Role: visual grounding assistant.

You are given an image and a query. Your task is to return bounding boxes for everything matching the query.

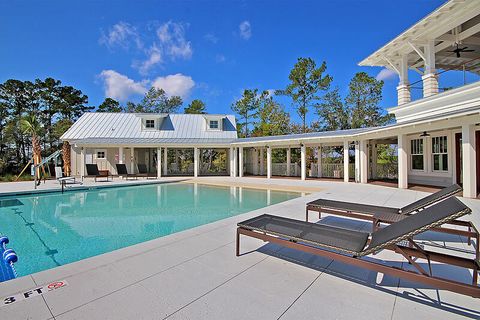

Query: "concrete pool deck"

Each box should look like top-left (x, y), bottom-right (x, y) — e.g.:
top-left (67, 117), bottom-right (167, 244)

top-left (0, 177), bottom-right (479, 319)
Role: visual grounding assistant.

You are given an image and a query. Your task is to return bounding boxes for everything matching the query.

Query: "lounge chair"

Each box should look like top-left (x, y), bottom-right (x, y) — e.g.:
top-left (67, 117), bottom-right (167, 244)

top-left (237, 197), bottom-right (480, 298)
top-left (55, 166), bottom-right (77, 184)
top-left (83, 164), bottom-right (112, 182)
top-left (305, 184), bottom-right (477, 245)
top-left (137, 164), bottom-right (156, 179)
top-left (115, 164), bottom-right (138, 180)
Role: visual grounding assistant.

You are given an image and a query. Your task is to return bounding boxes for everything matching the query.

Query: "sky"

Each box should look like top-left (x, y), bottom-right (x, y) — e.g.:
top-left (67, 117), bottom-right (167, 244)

top-left (0, 0), bottom-right (447, 124)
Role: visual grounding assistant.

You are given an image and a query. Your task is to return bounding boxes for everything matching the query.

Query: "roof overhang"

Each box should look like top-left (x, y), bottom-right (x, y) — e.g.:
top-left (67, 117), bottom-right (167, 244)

top-left (359, 0), bottom-right (480, 74)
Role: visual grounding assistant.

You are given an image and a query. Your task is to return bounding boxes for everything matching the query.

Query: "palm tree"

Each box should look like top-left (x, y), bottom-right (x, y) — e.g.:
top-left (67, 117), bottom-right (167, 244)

top-left (62, 141), bottom-right (71, 176)
top-left (20, 114), bottom-right (43, 184)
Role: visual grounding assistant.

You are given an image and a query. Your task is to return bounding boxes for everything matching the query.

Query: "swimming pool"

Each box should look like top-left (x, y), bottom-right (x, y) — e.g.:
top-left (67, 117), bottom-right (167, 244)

top-left (0, 182), bottom-right (300, 277)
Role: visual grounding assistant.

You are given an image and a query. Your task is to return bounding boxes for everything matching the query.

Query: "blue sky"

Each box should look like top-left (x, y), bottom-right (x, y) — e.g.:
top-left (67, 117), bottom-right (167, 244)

top-left (0, 0), bottom-right (446, 124)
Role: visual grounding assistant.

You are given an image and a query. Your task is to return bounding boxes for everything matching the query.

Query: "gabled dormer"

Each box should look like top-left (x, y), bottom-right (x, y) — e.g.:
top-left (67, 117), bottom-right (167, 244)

top-left (204, 115), bottom-right (224, 131)
top-left (136, 114), bottom-right (167, 131)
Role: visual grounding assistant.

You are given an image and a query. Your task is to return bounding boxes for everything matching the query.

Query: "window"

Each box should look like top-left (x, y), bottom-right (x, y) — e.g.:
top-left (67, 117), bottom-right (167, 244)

top-left (209, 120), bottom-right (219, 129)
top-left (96, 150), bottom-right (106, 159)
top-left (410, 139), bottom-right (424, 170)
top-left (432, 136), bottom-right (448, 171)
top-left (145, 119), bottom-right (155, 129)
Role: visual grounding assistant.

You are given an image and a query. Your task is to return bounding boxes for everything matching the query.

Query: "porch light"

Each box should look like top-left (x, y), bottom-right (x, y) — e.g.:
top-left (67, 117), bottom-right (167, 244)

top-left (420, 131), bottom-right (430, 137)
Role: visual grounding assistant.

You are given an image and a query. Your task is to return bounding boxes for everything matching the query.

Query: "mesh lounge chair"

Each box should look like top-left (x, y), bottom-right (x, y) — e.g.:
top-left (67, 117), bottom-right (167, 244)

top-left (305, 184), bottom-right (477, 246)
top-left (237, 197), bottom-right (480, 298)
top-left (84, 164), bottom-right (112, 182)
top-left (137, 164), bottom-right (157, 179)
top-left (115, 164), bottom-right (138, 180)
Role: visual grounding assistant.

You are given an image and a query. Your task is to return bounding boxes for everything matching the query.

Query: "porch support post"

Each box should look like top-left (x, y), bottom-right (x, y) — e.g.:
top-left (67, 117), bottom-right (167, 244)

top-left (371, 143), bottom-right (378, 179)
top-left (317, 145), bottom-right (322, 178)
top-left (238, 147), bottom-right (244, 177)
top-left (253, 148), bottom-right (259, 175)
top-left (233, 147), bottom-right (238, 177)
top-left (118, 147), bottom-right (124, 164)
top-left (260, 148), bottom-right (265, 176)
top-left (300, 144), bottom-right (306, 180)
top-left (286, 148), bottom-right (291, 176)
top-left (462, 124), bottom-right (477, 198)
top-left (343, 141), bottom-right (349, 182)
top-left (422, 40), bottom-right (438, 97)
top-left (157, 148), bottom-right (162, 178)
top-left (193, 147), bottom-right (199, 177)
top-left (354, 142), bottom-right (360, 182)
top-left (266, 146), bottom-right (272, 179)
top-left (398, 134), bottom-right (408, 189)
top-left (163, 147), bottom-right (168, 176)
top-left (397, 55), bottom-right (411, 105)
top-left (359, 140), bottom-right (368, 184)
top-left (229, 147), bottom-right (235, 177)
top-left (80, 147), bottom-right (85, 178)
top-left (131, 147), bottom-right (135, 173)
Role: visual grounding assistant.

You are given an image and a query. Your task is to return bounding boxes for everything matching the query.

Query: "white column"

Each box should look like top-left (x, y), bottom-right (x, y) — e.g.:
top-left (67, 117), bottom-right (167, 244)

top-left (233, 148), bottom-right (238, 177)
top-left (462, 124), bottom-right (477, 198)
top-left (260, 148), bottom-right (265, 176)
top-left (371, 143), bottom-right (378, 179)
top-left (422, 40), bottom-right (438, 97)
top-left (193, 147), bottom-right (199, 177)
top-left (157, 148), bottom-right (162, 178)
top-left (238, 147), bottom-right (243, 177)
top-left (229, 147), bottom-right (234, 177)
top-left (130, 147), bottom-right (135, 173)
top-left (253, 149), bottom-right (259, 175)
top-left (398, 134), bottom-right (408, 189)
top-left (359, 140), bottom-right (368, 184)
top-left (266, 147), bottom-right (272, 179)
top-left (316, 147), bottom-right (322, 178)
top-left (80, 147), bottom-right (85, 178)
top-left (300, 144), bottom-right (306, 180)
top-left (286, 148), bottom-right (291, 176)
top-left (354, 142), bottom-right (360, 182)
top-left (118, 147), bottom-right (124, 164)
top-left (397, 55), bottom-right (411, 105)
top-left (343, 141), bottom-right (349, 182)
top-left (163, 147), bottom-right (168, 176)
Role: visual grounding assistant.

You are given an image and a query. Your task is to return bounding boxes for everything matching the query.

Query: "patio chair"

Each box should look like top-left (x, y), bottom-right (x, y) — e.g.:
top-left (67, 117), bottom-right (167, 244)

top-left (83, 164), bottom-right (112, 182)
top-left (115, 164), bottom-right (138, 180)
top-left (236, 197), bottom-right (480, 298)
top-left (55, 166), bottom-right (78, 184)
top-left (305, 184), bottom-right (477, 246)
top-left (137, 164), bottom-right (156, 179)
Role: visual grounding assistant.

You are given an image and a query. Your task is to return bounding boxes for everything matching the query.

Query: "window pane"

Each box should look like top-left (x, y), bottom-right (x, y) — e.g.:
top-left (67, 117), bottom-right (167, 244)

top-left (433, 154), bottom-right (439, 171)
top-left (412, 155), bottom-right (423, 170)
top-left (442, 154), bottom-right (448, 171)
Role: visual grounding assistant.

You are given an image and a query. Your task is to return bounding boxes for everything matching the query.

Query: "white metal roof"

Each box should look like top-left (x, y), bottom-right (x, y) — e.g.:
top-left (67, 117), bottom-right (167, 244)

top-left (61, 113), bottom-right (237, 145)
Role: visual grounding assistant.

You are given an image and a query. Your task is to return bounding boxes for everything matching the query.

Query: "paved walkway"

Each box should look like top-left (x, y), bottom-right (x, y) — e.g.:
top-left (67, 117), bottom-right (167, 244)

top-left (0, 177), bottom-right (479, 319)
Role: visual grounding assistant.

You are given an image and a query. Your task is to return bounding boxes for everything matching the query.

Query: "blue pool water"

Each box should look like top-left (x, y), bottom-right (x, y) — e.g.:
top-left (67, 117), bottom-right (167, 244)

top-left (0, 183), bottom-right (300, 277)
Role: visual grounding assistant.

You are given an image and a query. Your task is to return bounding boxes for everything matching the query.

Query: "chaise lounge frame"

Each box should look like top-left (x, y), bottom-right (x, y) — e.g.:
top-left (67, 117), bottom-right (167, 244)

top-left (305, 184), bottom-right (479, 259)
top-left (236, 198), bottom-right (480, 298)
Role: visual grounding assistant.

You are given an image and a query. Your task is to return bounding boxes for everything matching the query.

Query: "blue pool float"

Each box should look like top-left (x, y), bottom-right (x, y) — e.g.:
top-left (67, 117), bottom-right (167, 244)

top-left (0, 236), bottom-right (18, 282)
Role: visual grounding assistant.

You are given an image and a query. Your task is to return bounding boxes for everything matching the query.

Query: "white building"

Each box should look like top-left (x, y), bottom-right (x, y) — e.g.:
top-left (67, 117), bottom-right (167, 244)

top-left (62, 0), bottom-right (480, 198)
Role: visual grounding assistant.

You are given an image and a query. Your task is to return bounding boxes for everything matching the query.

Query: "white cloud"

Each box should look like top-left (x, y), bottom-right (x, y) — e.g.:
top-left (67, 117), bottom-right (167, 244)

top-left (99, 22), bottom-right (142, 49)
top-left (215, 54), bottom-right (226, 63)
top-left (204, 33), bottom-right (218, 44)
top-left (376, 68), bottom-right (397, 81)
top-left (156, 21), bottom-right (192, 60)
top-left (99, 70), bottom-right (147, 101)
top-left (136, 45), bottom-right (162, 75)
top-left (239, 21), bottom-right (252, 40)
top-left (151, 73), bottom-right (195, 98)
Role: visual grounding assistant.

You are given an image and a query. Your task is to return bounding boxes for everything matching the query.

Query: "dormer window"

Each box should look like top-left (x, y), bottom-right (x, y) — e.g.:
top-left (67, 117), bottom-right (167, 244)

top-left (209, 120), bottom-right (219, 130)
top-left (145, 119), bottom-right (155, 129)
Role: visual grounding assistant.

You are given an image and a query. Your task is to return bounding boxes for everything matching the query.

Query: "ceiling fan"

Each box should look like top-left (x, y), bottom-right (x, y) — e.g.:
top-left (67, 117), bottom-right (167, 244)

top-left (448, 43), bottom-right (474, 58)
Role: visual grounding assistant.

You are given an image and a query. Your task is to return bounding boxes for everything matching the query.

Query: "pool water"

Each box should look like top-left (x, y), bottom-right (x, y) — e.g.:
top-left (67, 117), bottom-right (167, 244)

top-left (0, 183), bottom-right (300, 277)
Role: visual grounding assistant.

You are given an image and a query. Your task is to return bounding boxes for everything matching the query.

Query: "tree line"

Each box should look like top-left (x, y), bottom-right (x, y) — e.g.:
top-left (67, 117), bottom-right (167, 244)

top-left (0, 56), bottom-right (393, 176)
